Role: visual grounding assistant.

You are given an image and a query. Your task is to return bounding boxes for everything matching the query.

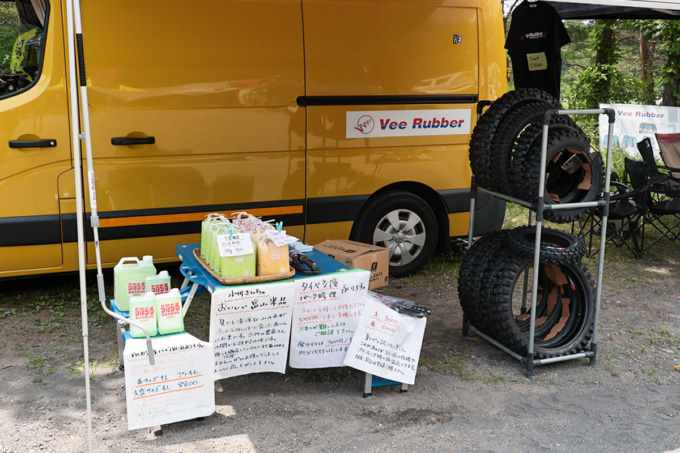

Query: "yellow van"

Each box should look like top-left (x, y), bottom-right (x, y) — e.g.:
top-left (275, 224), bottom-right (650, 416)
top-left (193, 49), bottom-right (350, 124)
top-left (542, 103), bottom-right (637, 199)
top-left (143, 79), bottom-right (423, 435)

top-left (0, 0), bottom-right (506, 279)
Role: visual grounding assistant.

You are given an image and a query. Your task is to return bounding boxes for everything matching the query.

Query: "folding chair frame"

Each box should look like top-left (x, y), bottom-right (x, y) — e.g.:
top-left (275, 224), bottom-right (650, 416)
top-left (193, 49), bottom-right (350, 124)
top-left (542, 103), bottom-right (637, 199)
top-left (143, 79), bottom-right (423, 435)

top-left (624, 147), bottom-right (680, 254)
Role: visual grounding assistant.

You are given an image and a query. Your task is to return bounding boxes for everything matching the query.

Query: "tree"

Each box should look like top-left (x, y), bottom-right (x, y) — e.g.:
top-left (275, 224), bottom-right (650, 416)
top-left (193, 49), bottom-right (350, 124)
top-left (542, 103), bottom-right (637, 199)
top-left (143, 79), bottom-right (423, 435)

top-left (564, 20), bottom-right (636, 136)
top-left (657, 21), bottom-right (680, 106)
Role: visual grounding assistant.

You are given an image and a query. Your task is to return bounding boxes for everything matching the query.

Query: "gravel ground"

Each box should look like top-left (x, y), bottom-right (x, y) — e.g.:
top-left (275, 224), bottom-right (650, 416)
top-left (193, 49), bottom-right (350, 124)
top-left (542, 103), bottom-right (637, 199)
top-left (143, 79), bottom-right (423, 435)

top-left (1, 240), bottom-right (680, 453)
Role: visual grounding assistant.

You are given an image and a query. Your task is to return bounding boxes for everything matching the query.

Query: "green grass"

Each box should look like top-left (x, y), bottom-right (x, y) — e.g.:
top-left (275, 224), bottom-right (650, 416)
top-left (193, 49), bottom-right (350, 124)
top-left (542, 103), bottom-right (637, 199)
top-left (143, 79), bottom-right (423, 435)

top-left (604, 361), bottom-right (619, 377)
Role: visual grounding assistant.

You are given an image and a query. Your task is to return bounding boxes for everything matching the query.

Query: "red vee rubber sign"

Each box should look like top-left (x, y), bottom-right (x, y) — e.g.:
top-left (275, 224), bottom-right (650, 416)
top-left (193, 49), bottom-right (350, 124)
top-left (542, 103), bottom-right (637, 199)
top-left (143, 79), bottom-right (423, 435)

top-left (346, 109), bottom-right (471, 138)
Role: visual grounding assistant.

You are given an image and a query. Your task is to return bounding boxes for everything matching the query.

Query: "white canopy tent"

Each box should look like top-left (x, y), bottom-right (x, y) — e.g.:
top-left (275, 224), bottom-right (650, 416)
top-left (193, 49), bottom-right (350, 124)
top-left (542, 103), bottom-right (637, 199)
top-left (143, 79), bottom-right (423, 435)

top-left (545, 0), bottom-right (680, 18)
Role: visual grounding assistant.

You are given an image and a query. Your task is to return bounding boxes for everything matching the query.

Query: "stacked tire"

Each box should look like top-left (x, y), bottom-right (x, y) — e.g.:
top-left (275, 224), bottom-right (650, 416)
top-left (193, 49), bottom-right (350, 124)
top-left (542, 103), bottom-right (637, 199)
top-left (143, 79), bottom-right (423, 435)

top-left (458, 228), bottom-right (595, 359)
top-left (469, 88), bottom-right (604, 223)
top-left (459, 88), bottom-right (601, 359)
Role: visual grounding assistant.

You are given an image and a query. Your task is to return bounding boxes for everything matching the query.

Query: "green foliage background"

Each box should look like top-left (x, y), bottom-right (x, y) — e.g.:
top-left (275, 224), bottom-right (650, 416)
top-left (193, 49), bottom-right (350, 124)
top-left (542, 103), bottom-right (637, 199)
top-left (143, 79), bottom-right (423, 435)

top-left (0, 3), bottom-right (19, 70)
top-left (561, 19), bottom-right (680, 140)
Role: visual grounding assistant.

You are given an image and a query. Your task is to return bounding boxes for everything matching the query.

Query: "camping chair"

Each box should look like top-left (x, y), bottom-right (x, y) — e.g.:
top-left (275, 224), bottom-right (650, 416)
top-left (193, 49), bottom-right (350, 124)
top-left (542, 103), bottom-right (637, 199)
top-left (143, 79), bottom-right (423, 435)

top-left (637, 137), bottom-right (680, 196)
top-left (637, 137), bottom-right (680, 236)
top-left (624, 152), bottom-right (680, 253)
top-left (574, 172), bottom-right (646, 259)
top-left (656, 133), bottom-right (680, 179)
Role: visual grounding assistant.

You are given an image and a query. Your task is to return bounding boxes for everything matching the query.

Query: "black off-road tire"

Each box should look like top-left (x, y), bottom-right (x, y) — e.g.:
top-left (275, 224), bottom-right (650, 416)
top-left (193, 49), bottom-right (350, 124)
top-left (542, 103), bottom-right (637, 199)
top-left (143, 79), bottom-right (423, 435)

top-left (512, 129), bottom-right (604, 223)
top-left (507, 226), bottom-right (586, 265)
top-left (469, 88), bottom-right (562, 189)
top-left (457, 230), bottom-right (509, 332)
top-left (508, 120), bottom-right (587, 199)
top-left (487, 251), bottom-right (595, 359)
top-left (489, 102), bottom-right (575, 194)
top-left (477, 247), bottom-right (557, 342)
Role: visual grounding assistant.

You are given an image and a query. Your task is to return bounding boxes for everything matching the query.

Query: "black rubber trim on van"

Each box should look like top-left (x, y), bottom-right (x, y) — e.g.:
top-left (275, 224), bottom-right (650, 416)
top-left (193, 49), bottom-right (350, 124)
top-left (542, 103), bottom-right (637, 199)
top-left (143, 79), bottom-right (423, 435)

top-left (63, 200), bottom-right (306, 242)
top-left (307, 195), bottom-right (370, 224)
top-left (438, 188), bottom-right (472, 213)
top-left (2, 192), bottom-right (499, 247)
top-left (307, 190), bottom-right (475, 225)
top-left (297, 94), bottom-right (479, 107)
top-left (0, 215), bottom-right (61, 247)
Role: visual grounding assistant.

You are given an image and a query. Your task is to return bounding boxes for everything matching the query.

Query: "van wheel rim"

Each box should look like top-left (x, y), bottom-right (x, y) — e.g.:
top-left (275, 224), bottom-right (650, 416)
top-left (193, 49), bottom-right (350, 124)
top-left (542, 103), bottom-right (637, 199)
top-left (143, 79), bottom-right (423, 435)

top-left (373, 209), bottom-right (426, 266)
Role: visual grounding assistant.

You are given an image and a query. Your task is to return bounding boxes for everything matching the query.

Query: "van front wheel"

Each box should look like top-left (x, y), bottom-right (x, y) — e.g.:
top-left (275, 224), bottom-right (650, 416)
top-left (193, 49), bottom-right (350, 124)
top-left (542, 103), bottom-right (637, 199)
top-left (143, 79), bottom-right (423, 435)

top-left (351, 191), bottom-right (438, 278)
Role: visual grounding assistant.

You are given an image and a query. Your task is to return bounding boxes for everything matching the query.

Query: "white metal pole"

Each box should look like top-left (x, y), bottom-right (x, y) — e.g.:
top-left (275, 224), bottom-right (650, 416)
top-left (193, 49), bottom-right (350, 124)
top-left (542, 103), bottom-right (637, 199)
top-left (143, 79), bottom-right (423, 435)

top-left (64, 1), bottom-right (92, 451)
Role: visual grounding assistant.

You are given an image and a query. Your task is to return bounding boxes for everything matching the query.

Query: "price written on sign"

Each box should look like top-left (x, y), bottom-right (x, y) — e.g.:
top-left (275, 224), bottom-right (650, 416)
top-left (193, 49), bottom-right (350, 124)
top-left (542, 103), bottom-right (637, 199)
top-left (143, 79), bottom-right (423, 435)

top-left (217, 233), bottom-right (254, 257)
top-left (265, 229), bottom-right (299, 247)
top-left (123, 333), bottom-right (215, 430)
top-left (289, 269), bottom-right (370, 369)
top-left (343, 295), bottom-right (426, 385)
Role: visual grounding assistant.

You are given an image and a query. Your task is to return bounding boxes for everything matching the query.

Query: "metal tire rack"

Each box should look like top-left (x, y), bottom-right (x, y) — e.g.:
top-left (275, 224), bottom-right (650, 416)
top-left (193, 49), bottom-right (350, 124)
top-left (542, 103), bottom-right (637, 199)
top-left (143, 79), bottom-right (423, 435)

top-left (465, 108), bottom-right (616, 378)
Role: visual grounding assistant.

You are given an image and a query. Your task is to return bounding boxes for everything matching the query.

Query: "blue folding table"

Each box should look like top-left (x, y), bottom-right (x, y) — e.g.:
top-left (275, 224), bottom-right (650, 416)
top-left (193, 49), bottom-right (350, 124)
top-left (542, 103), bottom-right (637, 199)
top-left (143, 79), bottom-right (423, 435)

top-left (113, 243), bottom-right (406, 394)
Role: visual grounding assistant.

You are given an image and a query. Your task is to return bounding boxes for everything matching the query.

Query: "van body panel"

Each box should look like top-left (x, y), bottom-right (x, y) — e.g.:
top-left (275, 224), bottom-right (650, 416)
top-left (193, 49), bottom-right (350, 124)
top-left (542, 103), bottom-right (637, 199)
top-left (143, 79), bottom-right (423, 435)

top-left (307, 144), bottom-right (472, 198)
top-left (0, 244), bottom-right (63, 272)
top-left (86, 152), bottom-right (306, 212)
top-left (476, 0), bottom-right (508, 102)
top-left (82, 0), bottom-right (305, 112)
top-left (305, 221), bottom-right (354, 248)
top-left (303, 0), bottom-right (479, 96)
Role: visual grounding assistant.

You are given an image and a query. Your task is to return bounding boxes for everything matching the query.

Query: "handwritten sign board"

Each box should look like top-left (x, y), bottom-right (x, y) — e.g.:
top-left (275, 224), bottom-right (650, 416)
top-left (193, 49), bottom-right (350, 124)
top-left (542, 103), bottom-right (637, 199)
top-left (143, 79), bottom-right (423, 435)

top-left (210, 280), bottom-right (294, 379)
top-left (343, 295), bottom-right (426, 385)
top-left (123, 333), bottom-right (215, 430)
top-left (289, 269), bottom-right (370, 368)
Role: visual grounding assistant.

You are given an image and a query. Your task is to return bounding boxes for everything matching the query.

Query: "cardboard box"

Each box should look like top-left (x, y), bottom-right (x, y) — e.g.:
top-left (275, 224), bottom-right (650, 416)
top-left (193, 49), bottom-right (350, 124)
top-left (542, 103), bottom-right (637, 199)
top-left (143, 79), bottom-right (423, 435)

top-left (314, 240), bottom-right (389, 290)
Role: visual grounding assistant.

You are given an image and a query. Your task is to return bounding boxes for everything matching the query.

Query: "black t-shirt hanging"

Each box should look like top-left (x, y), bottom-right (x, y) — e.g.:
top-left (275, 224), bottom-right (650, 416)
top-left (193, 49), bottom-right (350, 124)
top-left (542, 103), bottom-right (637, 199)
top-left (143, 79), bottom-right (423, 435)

top-left (505, 1), bottom-right (570, 99)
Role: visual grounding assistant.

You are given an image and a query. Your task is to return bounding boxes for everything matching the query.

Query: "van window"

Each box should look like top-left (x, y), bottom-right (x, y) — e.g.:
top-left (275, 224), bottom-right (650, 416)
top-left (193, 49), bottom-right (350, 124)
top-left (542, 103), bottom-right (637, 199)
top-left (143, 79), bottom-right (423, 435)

top-left (0, 0), bottom-right (47, 96)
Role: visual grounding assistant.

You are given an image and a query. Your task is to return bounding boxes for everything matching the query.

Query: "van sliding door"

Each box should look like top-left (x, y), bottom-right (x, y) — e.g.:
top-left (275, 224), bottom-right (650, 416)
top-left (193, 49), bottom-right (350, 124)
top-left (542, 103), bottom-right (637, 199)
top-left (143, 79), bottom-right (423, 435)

top-left (80, 0), bottom-right (306, 266)
top-left (0, 0), bottom-right (72, 277)
top-left (301, 0), bottom-right (480, 242)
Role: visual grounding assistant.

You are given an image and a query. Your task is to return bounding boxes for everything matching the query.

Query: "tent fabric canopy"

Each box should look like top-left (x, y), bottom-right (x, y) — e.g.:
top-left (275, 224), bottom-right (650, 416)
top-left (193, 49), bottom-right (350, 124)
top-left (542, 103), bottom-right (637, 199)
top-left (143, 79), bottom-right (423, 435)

top-left (542, 0), bottom-right (680, 19)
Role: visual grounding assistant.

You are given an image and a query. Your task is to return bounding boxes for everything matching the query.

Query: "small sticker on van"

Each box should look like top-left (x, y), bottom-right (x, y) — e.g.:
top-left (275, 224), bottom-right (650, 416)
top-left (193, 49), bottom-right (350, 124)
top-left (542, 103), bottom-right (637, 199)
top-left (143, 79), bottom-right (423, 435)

top-left (346, 109), bottom-right (471, 138)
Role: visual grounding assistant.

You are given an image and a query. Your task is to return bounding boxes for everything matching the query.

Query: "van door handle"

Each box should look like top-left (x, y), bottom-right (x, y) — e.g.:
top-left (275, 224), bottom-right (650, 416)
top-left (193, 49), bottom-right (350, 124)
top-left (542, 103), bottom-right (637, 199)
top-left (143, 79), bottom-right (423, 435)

top-left (9, 139), bottom-right (57, 148)
top-left (111, 137), bottom-right (155, 146)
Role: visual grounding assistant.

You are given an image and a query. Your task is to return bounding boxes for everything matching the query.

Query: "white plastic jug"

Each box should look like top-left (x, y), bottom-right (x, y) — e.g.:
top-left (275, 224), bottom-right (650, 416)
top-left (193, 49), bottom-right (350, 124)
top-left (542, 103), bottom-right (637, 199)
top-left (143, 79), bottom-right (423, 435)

top-left (156, 288), bottom-right (184, 335)
top-left (146, 270), bottom-right (171, 295)
top-left (141, 255), bottom-right (156, 277)
top-left (113, 256), bottom-right (157, 311)
top-left (129, 292), bottom-right (158, 338)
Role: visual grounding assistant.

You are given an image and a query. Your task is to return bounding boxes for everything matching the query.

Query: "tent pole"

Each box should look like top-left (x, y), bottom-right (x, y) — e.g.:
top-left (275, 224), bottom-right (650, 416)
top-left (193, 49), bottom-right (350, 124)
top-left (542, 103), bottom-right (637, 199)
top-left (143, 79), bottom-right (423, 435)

top-left (65, 0), bottom-right (157, 447)
top-left (64, 1), bottom-right (92, 451)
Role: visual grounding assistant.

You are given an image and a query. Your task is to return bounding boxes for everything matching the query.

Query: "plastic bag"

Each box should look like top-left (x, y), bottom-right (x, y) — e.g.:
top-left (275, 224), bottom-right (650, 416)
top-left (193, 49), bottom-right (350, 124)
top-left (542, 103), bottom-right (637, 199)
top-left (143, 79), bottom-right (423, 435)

top-left (253, 226), bottom-right (290, 275)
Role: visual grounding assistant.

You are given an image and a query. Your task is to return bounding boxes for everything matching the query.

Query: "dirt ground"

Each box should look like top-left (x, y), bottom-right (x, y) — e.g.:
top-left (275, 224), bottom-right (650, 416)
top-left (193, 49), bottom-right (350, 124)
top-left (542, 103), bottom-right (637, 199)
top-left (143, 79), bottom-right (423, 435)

top-left (1, 238), bottom-right (680, 453)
